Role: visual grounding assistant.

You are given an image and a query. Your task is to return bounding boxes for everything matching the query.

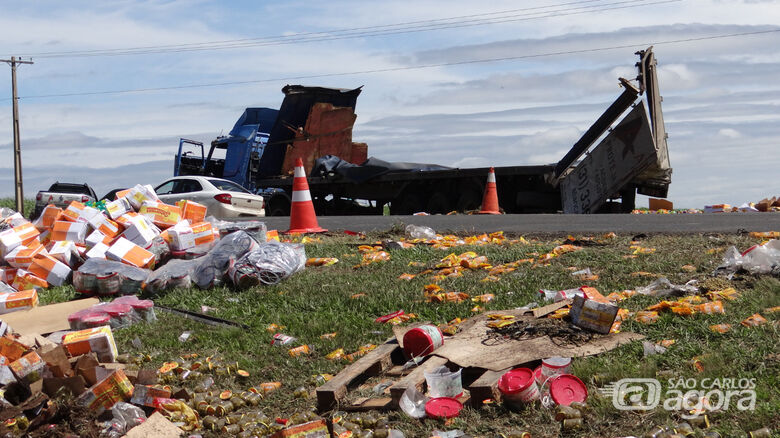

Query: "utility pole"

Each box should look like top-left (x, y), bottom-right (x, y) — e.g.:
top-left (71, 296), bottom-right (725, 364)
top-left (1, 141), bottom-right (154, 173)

top-left (1, 56), bottom-right (34, 215)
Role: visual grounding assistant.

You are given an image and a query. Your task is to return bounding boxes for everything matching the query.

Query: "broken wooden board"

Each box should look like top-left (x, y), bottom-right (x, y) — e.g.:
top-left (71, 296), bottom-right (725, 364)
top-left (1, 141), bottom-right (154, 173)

top-left (533, 299), bottom-right (572, 318)
top-left (1, 298), bottom-right (99, 336)
top-left (316, 339), bottom-right (399, 411)
top-left (433, 309), bottom-right (644, 371)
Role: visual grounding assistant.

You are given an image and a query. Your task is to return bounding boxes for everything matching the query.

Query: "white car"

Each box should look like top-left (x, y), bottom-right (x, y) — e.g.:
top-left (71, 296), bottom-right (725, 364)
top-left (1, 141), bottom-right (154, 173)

top-left (154, 176), bottom-right (265, 218)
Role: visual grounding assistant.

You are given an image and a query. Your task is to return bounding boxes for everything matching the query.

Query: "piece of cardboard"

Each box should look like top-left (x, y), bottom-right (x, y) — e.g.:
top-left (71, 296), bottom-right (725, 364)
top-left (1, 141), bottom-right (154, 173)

top-left (533, 299), bottom-right (572, 318)
top-left (39, 345), bottom-right (73, 378)
top-left (1, 297), bottom-right (99, 336)
top-left (432, 308), bottom-right (644, 371)
top-left (43, 375), bottom-right (86, 397)
top-left (135, 368), bottom-right (158, 385)
top-left (123, 411), bottom-right (183, 438)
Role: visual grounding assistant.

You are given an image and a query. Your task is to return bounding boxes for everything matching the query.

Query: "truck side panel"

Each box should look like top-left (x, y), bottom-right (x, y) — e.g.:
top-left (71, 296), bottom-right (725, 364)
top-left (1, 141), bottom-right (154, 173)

top-left (560, 103), bottom-right (656, 214)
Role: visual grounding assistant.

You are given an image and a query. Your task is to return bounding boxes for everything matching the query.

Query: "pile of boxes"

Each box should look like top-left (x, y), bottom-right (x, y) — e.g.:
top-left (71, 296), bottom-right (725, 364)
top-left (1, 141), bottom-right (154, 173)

top-left (0, 184), bottom-right (217, 304)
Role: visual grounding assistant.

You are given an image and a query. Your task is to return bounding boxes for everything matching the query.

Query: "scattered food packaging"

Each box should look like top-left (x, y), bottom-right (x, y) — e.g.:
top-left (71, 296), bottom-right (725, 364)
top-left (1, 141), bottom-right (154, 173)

top-left (106, 237), bottom-right (155, 269)
top-left (29, 253), bottom-right (72, 287)
top-left (741, 313), bottom-right (768, 327)
top-left (105, 197), bottom-right (132, 220)
top-left (9, 351), bottom-right (45, 383)
top-left (139, 201), bottom-right (182, 229)
top-left (131, 384), bottom-right (173, 407)
top-left (12, 269), bottom-right (49, 290)
top-left (52, 220), bottom-right (88, 244)
top-left (0, 289), bottom-right (38, 314)
top-left (62, 325), bottom-right (118, 362)
top-left (177, 200), bottom-right (208, 223)
top-left (78, 369), bottom-right (134, 415)
top-left (635, 310), bottom-right (659, 324)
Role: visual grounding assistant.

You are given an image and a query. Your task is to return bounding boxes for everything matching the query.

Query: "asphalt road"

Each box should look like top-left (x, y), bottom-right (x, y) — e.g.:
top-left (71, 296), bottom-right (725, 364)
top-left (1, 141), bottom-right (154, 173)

top-left (255, 214), bottom-right (780, 235)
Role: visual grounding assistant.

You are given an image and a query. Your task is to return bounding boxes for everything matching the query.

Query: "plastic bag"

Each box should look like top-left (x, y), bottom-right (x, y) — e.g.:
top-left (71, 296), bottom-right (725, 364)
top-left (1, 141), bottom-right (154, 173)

top-left (228, 241), bottom-right (306, 288)
top-left (405, 224), bottom-right (436, 240)
top-left (101, 402), bottom-right (146, 437)
top-left (399, 386), bottom-right (429, 419)
top-left (206, 216), bottom-right (267, 242)
top-left (144, 259), bottom-right (198, 294)
top-left (192, 231), bottom-right (260, 289)
top-left (73, 258), bottom-right (151, 296)
top-left (636, 277), bottom-right (698, 298)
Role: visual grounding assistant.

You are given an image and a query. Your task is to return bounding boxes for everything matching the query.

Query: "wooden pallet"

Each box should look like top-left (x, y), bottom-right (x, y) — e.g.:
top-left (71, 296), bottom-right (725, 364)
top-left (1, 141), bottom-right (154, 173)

top-left (316, 339), bottom-right (509, 412)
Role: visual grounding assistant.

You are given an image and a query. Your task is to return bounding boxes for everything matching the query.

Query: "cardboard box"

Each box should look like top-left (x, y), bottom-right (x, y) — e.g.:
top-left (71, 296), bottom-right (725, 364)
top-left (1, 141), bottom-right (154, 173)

top-left (105, 197), bottom-right (132, 220)
top-left (5, 244), bottom-right (47, 269)
top-left (0, 297), bottom-right (99, 336)
top-left (0, 266), bottom-right (17, 284)
top-left (0, 223), bottom-right (40, 258)
top-left (47, 240), bottom-right (78, 267)
top-left (12, 269), bottom-right (48, 290)
top-left (107, 237), bottom-right (155, 269)
top-left (0, 336), bottom-right (28, 362)
top-left (77, 369), bottom-right (133, 415)
top-left (87, 214), bottom-right (122, 238)
top-left (168, 221), bottom-right (214, 251)
top-left (39, 345), bottom-right (73, 378)
top-left (124, 184), bottom-right (159, 210)
top-left (0, 365), bottom-right (16, 385)
top-left (9, 351), bottom-right (45, 383)
top-left (2, 212), bottom-right (28, 228)
top-left (570, 295), bottom-right (619, 334)
top-left (271, 420), bottom-right (329, 438)
top-left (86, 242), bottom-right (110, 259)
top-left (34, 205), bottom-right (63, 230)
top-left (62, 325), bottom-right (118, 362)
top-left (0, 289), bottom-right (38, 314)
top-left (139, 201), bottom-right (182, 229)
top-left (121, 215), bottom-right (157, 247)
top-left (115, 188), bottom-right (132, 200)
top-left (29, 253), bottom-right (72, 287)
top-left (85, 230), bottom-right (111, 248)
top-left (177, 200), bottom-right (207, 223)
top-left (52, 220), bottom-right (88, 244)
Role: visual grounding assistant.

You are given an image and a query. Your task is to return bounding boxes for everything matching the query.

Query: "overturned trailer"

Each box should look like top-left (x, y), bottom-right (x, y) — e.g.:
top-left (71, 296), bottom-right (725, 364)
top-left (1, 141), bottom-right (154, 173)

top-left (175, 47), bottom-right (671, 215)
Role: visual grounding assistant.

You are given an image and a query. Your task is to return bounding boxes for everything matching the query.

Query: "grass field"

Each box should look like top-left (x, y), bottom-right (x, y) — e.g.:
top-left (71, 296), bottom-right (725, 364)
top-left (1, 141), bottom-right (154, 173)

top-left (19, 226), bottom-right (780, 437)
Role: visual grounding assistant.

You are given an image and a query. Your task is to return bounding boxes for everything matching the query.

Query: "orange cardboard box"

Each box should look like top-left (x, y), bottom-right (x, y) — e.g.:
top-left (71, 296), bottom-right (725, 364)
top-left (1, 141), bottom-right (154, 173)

top-left (9, 351), bottom-right (45, 383)
top-left (12, 269), bottom-right (48, 290)
top-left (177, 200), bottom-right (208, 223)
top-left (106, 237), bottom-right (155, 269)
top-left (168, 221), bottom-right (215, 251)
top-left (115, 188), bottom-right (132, 200)
top-left (52, 220), bottom-right (88, 244)
top-left (62, 325), bottom-right (118, 362)
top-left (87, 214), bottom-right (122, 238)
top-left (29, 253), bottom-right (72, 287)
top-left (0, 223), bottom-right (40, 258)
top-left (0, 336), bottom-right (28, 362)
top-left (61, 201), bottom-right (87, 222)
top-left (34, 205), bottom-right (63, 230)
top-left (0, 289), bottom-right (39, 315)
top-left (139, 201), bottom-right (182, 229)
top-left (5, 244), bottom-right (46, 269)
top-left (648, 198), bottom-right (673, 211)
top-left (105, 197), bottom-right (132, 220)
top-left (78, 369), bottom-right (133, 415)
top-left (0, 267), bottom-right (17, 284)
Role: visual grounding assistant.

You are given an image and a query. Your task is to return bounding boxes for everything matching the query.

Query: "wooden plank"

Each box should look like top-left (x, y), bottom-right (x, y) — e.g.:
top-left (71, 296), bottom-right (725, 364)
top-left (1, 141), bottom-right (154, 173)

top-left (389, 355), bottom-right (448, 405)
top-left (316, 340), bottom-right (399, 411)
top-left (384, 365), bottom-right (410, 378)
top-left (344, 397), bottom-right (394, 412)
top-left (467, 369), bottom-right (507, 405)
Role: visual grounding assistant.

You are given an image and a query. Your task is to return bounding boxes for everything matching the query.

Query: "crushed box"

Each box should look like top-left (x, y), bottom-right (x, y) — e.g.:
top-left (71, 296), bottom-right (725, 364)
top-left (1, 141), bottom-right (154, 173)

top-left (106, 237), bottom-right (155, 269)
top-left (62, 325), bottom-right (118, 362)
top-left (29, 253), bottom-right (72, 287)
top-left (0, 289), bottom-right (38, 314)
top-left (9, 351), bottom-right (45, 383)
top-left (78, 369), bottom-right (133, 415)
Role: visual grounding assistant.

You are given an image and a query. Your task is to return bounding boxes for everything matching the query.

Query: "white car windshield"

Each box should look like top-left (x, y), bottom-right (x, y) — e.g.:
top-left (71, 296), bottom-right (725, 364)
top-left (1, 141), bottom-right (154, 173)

top-left (207, 179), bottom-right (251, 193)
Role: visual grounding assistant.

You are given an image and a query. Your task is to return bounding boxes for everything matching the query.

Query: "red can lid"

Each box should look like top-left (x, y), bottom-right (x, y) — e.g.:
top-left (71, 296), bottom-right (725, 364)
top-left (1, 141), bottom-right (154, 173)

top-left (131, 300), bottom-right (154, 310)
top-left (102, 303), bottom-right (133, 316)
top-left (497, 368), bottom-right (534, 395)
top-left (425, 397), bottom-right (463, 419)
top-left (402, 327), bottom-right (435, 359)
top-left (67, 308), bottom-right (92, 322)
top-left (549, 374), bottom-right (588, 406)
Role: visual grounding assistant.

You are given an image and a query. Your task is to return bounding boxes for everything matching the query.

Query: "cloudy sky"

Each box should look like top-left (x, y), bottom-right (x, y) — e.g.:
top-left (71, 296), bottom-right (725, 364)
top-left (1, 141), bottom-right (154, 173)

top-left (1, 0), bottom-right (778, 209)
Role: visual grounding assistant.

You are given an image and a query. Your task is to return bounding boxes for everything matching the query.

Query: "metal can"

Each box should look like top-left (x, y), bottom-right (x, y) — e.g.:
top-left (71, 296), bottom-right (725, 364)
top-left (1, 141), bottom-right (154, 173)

top-left (97, 272), bottom-right (121, 295)
top-left (749, 428), bottom-right (772, 438)
top-left (402, 324), bottom-right (444, 359)
top-left (687, 415), bottom-right (709, 429)
top-left (561, 418), bottom-right (583, 431)
top-left (555, 405), bottom-right (582, 421)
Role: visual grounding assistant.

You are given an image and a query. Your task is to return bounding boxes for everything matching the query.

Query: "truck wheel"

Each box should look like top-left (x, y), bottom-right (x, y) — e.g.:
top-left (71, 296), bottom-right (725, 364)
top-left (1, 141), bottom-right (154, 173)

top-left (426, 192), bottom-right (452, 214)
top-left (267, 197), bottom-right (290, 216)
top-left (390, 193), bottom-right (424, 215)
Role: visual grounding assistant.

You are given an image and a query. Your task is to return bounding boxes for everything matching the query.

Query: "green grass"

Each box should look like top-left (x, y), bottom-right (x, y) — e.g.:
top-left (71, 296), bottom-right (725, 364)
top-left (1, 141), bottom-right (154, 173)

top-left (32, 232), bottom-right (780, 437)
top-left (0, 198), bottom-right (36, 218)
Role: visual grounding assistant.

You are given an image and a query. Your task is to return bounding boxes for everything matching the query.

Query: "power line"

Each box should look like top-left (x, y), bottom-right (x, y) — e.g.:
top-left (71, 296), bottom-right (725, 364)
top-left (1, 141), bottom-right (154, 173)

top-left (9, 28), bottom-right (777, 101)
top-left (13, 0), bottom-right (678, 58)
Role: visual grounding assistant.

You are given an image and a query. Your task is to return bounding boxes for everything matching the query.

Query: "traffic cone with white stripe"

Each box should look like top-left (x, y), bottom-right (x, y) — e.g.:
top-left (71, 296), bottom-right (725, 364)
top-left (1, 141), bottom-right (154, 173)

top-left (478, 167), bottom-right (501, 214)
top-left (287, 158), bottom-right (327, 233)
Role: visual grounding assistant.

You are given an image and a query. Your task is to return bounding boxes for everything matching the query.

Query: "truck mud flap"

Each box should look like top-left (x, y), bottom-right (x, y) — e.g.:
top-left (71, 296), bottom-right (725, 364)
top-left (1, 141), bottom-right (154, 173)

top-left (560, 103), bottom-right (656, 214)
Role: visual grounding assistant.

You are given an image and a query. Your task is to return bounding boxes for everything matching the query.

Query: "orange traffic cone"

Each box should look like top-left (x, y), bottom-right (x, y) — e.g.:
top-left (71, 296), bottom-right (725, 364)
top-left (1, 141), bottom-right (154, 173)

top-left (478, 167), bottom-right (501, 214)
top-left (287, 158), bottom-right (327, 233)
